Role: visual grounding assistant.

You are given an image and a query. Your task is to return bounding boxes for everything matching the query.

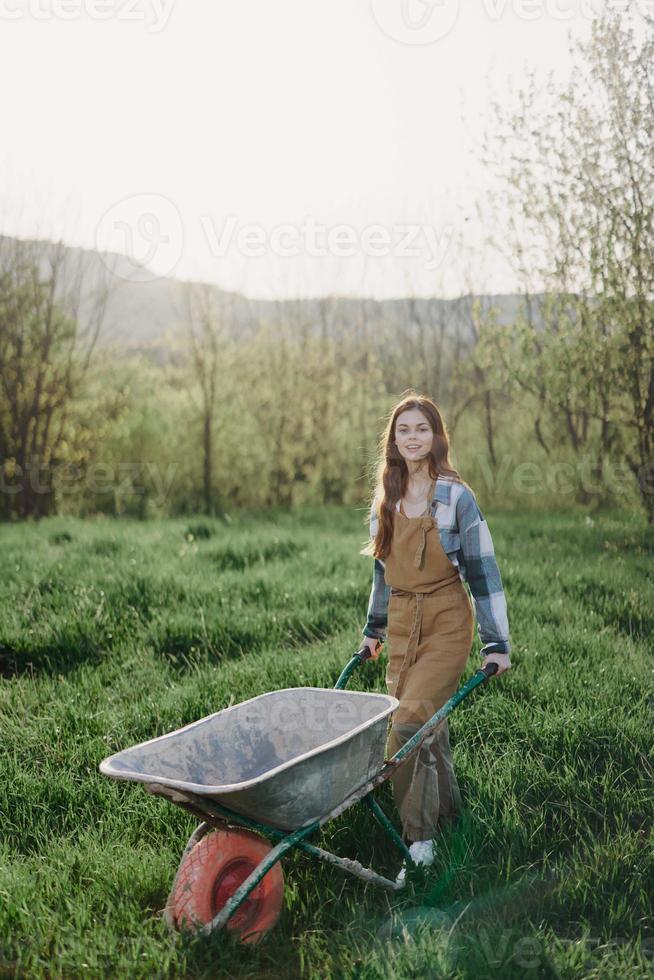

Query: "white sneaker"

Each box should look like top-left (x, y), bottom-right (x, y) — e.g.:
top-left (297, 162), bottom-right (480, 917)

top-left (395, 839), bottom-right (436, 887)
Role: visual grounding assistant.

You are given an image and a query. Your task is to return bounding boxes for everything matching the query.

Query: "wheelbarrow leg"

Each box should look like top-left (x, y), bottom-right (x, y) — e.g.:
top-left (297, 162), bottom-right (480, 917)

top-left (363, 796), bottom-right (415, 866)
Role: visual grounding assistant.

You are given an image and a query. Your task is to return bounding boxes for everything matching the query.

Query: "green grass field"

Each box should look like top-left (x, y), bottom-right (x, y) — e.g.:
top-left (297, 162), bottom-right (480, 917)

top-left (1, 506), bottom-right (653, 979)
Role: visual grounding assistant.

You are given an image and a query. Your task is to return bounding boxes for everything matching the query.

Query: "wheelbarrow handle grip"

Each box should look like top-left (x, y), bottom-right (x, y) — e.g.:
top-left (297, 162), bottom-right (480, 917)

top-left (334, 640), bottom-right (383, 689)
top-left (479, 660), bottom-right (499, 680)
top-left (355, 639), bottom-right (383, 662)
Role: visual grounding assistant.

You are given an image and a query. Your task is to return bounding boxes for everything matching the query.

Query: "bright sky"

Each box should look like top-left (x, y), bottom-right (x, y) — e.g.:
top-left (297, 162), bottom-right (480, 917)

top-left (0, 0), bottom-right (617, 300)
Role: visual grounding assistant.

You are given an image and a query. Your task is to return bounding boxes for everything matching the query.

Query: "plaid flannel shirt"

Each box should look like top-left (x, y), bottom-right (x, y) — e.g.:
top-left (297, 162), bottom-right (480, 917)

top-left (362, 476), bottom-right (511, 657)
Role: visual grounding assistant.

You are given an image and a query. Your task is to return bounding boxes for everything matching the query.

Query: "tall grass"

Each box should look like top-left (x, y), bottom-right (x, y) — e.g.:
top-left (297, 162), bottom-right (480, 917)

top-left (1, 507), bottom-right (652, 978)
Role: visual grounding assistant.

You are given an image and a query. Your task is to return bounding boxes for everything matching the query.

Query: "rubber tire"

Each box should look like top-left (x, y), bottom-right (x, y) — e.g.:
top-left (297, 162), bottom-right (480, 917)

top-left (170, 828), bottom-right (284, 944)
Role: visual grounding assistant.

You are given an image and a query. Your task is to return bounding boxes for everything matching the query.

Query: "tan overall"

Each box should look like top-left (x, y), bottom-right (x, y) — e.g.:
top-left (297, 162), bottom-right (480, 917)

top-left (384, 478), bottom-right (475, 841)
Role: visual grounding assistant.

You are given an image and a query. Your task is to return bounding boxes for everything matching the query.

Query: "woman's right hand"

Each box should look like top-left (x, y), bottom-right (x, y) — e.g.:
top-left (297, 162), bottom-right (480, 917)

top-left (360, 636), bottom-right (384, 660)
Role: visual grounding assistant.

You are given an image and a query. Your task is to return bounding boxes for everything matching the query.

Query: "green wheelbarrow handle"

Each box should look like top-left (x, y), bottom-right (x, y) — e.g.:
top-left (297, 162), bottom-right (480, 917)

top-left (334, 640), bottom-right (383, 690)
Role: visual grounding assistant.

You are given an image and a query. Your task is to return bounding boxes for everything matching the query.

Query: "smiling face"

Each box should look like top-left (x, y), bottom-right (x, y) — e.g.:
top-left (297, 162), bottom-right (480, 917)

top-left (394, 408), bottom-right (434, 465)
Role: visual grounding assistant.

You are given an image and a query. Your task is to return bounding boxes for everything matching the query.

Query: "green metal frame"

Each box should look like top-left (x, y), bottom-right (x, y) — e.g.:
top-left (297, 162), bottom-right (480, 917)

top-left (155, 653), bottom-right (497, 935)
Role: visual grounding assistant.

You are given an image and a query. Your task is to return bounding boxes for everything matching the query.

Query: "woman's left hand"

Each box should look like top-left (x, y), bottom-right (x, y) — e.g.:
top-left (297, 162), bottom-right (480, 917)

top-left (481, 652), bottom-right (511, 677)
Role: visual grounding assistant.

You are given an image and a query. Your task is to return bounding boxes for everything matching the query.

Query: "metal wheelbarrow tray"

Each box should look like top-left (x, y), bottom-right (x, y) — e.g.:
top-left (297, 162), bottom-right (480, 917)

top-left (100, 649), bottom-right (498, 943)
top-left (100, 687), bottom-right (398, 830)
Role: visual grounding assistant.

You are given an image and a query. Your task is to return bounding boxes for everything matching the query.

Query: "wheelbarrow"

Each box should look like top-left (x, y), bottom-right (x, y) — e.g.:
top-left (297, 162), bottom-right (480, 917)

top-left (99, 646), bottom-right (498, 944)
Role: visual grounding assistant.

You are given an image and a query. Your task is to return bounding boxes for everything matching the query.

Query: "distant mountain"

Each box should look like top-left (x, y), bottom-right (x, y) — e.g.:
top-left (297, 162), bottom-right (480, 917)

top-left (0, 234), bottom-right (540, 357)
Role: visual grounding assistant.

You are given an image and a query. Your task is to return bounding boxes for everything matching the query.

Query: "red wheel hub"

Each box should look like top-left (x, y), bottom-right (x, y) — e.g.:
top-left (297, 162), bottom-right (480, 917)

top-left (211, 858), bottom-right (261, 932)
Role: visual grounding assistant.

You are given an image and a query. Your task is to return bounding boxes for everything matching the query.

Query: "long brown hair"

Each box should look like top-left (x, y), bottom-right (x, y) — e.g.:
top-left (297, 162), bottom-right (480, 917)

top-left (360, 391), bottom-right (465, 561)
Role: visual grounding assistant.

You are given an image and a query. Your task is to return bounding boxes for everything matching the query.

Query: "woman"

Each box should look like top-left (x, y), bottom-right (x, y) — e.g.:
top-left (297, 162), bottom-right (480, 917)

top-left (359, 393), bottom-right (511, 884)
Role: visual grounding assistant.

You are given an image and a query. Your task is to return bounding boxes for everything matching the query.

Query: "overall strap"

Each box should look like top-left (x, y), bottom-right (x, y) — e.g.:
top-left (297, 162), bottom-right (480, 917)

top-left (412, 477), bottom-right (436, 568)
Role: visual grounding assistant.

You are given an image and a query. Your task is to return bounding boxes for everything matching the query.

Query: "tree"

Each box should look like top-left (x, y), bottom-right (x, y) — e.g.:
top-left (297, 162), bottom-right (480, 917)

top-left (482, 10), bottom-right (654, 518)
top-left (0, 237), bottom-right (111, 519)
top-left (175, 281), bottom-right (237, 517)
